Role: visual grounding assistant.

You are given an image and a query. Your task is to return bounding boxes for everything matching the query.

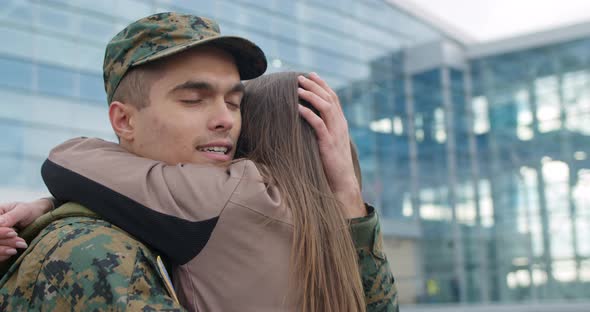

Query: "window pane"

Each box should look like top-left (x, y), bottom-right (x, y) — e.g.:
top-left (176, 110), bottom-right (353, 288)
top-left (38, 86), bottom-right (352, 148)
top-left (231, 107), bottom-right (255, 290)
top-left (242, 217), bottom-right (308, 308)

top-left (0, 57), bottom-right (33, 90)
top-left (0, 121), bottom-right (24, 155)
top-left (37, 3), bottom-right (78, 36)
top-left (78, 44), bottom-right (105, 72)
top-left (80, 16), bottom-right (118, 44)
top-left (80, 72), bottom-right (105, 103)
top-left (0, 27), bottom-right (35, 59)
top-left (35, 33), bottom-right (80, 68)
top-left (1, 0), bottom-right (33, 25)
top-left (37, 64), bottom-right (77, 97)
top-left (0, 156), bottom-right (24, 187)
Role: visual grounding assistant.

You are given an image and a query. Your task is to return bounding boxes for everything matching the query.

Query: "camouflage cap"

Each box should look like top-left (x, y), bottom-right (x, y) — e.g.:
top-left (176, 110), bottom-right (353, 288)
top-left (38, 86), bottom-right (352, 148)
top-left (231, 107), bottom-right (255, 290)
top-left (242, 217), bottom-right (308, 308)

top-left (103, 12), bottom-right (267, 103)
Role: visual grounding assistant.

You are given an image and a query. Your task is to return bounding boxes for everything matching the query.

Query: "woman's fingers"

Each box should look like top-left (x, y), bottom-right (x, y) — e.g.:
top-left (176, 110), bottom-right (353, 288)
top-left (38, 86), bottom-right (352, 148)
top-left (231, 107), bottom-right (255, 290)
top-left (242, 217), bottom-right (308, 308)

top-left (307, 73), bottom-right (343, 113)
top-left (0, 227), bottom-right (18, 239)
top-left (298, 104), bottom-right (330, 141)
top-left (0, 235), bottom-right (27, 262)
top-left (0, 236), bottom-right (27, 257)
top-left (297, 87), bottom-right (341, 129)
top-left (0, 237), bottom-right (27, 249)
top-left (298, 74), bottom-right (331, 103)
top-left (308, 73), bottom-right (338, 98)
top-left (297, 87), bottom-right (330, 112)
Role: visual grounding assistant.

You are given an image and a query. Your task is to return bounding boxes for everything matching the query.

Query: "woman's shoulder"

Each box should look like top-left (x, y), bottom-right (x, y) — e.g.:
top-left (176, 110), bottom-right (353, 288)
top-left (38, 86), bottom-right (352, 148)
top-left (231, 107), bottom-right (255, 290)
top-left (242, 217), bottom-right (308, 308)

top-left (227, 160), bottom-right (293, 225)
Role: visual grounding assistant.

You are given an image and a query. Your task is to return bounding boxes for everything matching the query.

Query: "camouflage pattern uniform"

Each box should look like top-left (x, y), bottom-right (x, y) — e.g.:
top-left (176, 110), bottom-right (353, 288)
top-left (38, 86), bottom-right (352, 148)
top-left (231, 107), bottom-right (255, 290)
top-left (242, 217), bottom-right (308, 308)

top-left (0, 12), bottom-right (398, 311)
top-left (0, 203), bottom-right (184, 311)
top-left (0, 205), bottom-right (396, 311)
top-left (352, 206), bottom-right (400, 311)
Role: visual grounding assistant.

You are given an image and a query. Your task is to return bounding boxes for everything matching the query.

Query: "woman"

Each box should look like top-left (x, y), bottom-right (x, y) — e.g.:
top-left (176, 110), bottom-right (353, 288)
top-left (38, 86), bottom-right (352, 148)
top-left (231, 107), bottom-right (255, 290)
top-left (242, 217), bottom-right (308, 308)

top-left (236, 72), bottom-right (365, 311)
top-left (5, 73), bottom-right (378, 311)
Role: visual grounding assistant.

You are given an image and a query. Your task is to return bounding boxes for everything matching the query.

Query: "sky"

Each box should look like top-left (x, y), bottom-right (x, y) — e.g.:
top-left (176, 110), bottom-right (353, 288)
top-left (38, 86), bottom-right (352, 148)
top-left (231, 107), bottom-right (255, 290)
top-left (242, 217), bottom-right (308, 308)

top-left (408, 0), bottom-right (590, 42)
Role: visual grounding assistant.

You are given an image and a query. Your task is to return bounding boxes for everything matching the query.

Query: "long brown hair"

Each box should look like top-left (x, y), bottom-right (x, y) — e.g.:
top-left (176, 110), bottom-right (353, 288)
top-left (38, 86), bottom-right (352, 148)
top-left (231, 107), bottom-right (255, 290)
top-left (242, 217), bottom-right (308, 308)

top-left (236, 72), bottom-right (365, 312)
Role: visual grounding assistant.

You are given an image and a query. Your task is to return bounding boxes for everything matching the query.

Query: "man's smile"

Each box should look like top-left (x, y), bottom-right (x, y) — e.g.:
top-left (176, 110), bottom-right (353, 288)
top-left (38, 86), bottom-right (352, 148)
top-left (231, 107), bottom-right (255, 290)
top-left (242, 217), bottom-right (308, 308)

top-left (197, 146), bottom-right (228, 154)
top-left (196, 141), bottom-right (233, 161)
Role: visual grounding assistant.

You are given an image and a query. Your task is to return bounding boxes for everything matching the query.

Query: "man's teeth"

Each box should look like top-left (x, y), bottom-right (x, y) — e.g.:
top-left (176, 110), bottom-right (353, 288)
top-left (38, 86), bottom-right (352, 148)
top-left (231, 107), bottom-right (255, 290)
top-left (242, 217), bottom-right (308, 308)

top-left (198, 147), bottom-right (228, 154)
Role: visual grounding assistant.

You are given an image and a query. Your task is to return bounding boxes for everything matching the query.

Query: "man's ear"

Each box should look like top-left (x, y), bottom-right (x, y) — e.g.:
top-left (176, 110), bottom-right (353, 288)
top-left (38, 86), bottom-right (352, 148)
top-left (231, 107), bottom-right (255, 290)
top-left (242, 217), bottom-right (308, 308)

top-left (109, 101), bottom-right (137, 141)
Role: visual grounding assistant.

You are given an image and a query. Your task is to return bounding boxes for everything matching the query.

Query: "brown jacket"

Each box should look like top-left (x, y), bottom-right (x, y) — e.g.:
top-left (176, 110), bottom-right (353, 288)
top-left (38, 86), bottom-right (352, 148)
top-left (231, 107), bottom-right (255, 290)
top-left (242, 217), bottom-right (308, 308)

top-left (42, 137), bottom-right (398, 311)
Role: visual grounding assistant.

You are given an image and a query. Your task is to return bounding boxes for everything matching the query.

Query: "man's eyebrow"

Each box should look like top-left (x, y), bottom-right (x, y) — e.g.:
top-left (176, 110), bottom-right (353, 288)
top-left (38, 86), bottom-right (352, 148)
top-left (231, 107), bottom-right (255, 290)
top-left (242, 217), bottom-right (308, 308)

top-left (169, 81), bottom-right (245, 94)
top-left (229, 82), bottom-right (245, 94)
top-left (169, 80), bottom-right (214, 93)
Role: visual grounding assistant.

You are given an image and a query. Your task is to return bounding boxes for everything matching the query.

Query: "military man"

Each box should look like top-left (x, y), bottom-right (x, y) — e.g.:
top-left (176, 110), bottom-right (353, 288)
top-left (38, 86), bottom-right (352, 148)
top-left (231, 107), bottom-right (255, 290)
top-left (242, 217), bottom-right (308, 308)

top-left (0, 12), bottom-right (398, 311)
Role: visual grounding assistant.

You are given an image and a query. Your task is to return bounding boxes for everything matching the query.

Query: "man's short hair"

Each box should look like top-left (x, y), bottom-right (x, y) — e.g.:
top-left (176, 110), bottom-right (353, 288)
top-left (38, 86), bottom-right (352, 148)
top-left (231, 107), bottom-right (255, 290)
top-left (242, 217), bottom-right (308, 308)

top-left (110, 63), bottom-right (160, 109)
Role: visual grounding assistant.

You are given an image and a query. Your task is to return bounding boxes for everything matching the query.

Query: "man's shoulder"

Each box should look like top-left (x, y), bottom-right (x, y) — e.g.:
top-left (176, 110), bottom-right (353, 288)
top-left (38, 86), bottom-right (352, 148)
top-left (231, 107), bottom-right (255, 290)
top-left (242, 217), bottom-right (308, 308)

top-left (24, 216), bottom-right (153, 268)
top-left (0, 216), bottom-right (183, 311)
top-left (37, 215), bottom-right (150, 254)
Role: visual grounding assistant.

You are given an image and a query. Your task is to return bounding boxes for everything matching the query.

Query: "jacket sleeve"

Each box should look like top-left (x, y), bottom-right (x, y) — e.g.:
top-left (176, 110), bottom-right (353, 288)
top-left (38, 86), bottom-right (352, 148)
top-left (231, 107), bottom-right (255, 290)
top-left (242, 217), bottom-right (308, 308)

top-left (350, 205), bottom-right (400, 312)
top-left (42, 137), bottom-right (257, 265)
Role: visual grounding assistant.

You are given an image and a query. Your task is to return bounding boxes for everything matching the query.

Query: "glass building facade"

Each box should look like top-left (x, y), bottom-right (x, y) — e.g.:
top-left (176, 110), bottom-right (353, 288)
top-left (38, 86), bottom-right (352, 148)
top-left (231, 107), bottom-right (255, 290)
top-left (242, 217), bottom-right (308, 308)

top-left (1, 0), bottom-right (589, 306)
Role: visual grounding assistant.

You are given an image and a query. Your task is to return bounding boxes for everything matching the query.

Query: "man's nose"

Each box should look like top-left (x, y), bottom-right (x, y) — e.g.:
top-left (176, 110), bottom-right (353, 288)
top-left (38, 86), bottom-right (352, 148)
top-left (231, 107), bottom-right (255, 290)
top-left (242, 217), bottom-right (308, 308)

top-left (208, 100), bottom-right (235, 131)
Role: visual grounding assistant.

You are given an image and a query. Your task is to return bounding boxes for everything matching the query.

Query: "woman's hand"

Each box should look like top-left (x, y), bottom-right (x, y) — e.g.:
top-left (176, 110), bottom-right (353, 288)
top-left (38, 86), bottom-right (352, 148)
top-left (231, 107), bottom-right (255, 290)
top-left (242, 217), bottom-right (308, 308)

top-left (0, 199), bottom-right (54, 261)
top-left (0, 226), bottom-right (27, 261)
top-left (297, 73), bottom-right (366, 218)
